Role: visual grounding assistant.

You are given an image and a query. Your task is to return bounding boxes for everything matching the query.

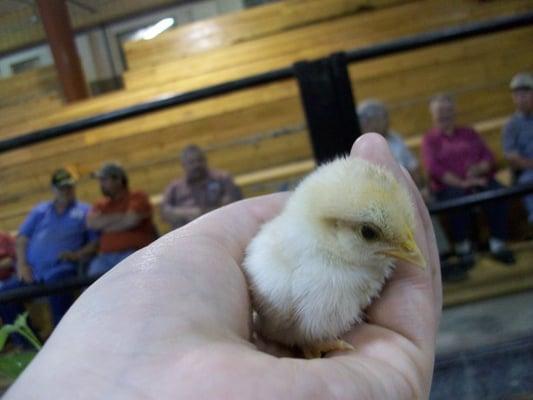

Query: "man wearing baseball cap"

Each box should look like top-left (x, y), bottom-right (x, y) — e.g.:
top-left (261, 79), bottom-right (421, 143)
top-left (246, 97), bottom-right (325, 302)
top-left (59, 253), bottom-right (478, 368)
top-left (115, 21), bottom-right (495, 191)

top-left (0, 168), bottom-right (98, 328)
top-left (502, 72), bottom-right (533, 224)
top-left (87, 162), bottom-right (157, 276)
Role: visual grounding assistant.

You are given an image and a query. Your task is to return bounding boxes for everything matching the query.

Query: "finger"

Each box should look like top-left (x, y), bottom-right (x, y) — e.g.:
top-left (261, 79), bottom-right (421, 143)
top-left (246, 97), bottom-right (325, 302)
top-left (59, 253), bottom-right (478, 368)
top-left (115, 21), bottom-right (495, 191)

top-left (399, 166), bottom-right (442, 317)
top-left (350, 133), bottom-right (440, 350)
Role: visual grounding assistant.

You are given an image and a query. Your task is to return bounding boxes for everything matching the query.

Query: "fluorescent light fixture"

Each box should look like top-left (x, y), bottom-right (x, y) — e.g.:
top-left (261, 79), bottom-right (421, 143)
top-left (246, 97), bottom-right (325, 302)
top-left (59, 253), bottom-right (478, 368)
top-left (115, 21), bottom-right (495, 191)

top-left (137, 18), bottom-right (175, 41)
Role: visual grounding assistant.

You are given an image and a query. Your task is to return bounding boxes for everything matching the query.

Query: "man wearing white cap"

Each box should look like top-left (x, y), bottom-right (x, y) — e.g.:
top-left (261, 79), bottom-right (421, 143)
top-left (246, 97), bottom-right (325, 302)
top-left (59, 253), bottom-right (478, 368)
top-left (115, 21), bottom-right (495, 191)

top-left (503, 72), bottom-right (533, 223)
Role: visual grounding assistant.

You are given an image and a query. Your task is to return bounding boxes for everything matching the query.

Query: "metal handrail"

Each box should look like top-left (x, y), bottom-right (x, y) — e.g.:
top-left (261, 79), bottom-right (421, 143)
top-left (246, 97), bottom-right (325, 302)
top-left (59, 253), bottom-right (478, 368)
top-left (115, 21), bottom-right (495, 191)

top-left (345, 12), bottom-right (533, 62)
top-left (428, 182), bottom-right (533, 214)
top-left (0, 275), bottom-right (100, 304)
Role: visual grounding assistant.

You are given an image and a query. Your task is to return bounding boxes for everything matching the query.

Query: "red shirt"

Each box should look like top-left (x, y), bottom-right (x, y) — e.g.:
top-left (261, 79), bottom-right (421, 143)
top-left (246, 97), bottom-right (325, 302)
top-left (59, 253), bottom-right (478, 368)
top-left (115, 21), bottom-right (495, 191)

top-left (421, 126), bottom-right (495, 192)
top-left (92, 191), bottom-right (156, 253)
top-left (0, 232), bottom-right (16, 281)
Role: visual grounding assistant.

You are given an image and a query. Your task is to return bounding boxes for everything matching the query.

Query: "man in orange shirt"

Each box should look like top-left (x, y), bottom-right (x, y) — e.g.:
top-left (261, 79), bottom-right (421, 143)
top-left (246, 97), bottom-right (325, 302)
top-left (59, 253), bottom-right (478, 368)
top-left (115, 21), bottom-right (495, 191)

top-left (87, 162), bottom-right (157, 276)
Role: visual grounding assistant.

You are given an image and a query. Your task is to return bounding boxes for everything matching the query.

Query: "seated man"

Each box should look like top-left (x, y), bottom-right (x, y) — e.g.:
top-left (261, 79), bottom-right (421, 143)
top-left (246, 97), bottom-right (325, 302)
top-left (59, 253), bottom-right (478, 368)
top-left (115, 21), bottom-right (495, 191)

top-left (502, 72), bottom-right (533, 224)
top-left (0, 231), bottom-right (16, 285)
top-left (0, 168), bottom-right (98, 326)
top-left (161, 145), bottom-right (242, 229)
top-left (87, 162), bottom-right (157, 276)
top-left (422, 93), bottom-right (515, 265)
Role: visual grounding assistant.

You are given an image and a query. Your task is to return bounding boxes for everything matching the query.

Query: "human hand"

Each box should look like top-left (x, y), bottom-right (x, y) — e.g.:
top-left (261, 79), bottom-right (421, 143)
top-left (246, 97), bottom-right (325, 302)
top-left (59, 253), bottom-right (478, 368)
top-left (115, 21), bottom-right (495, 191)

top-left (465, 177), bottom-right (488, 188)
top-left (466, 165), bottom-right (479, 179)
top-left (466, 161), bottom-right (490, 180)
top-left (0, 256), bottom-right (15, 270)
top-left (6, 133), bottom-right (441, 399)
top-left (58, 251), bottom-right (80, 262)
top-left (472, 177), bottom-right (488, 187)
top-left (16, 262), bottom-right (33, 284)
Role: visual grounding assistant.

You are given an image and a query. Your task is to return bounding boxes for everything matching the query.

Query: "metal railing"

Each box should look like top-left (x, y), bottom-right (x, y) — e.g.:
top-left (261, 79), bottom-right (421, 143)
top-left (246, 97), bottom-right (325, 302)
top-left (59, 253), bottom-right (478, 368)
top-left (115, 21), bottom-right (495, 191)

top-left (428, 182), bottom-right (533, 214)
top-left (0, 274), bottom-right (100, 304)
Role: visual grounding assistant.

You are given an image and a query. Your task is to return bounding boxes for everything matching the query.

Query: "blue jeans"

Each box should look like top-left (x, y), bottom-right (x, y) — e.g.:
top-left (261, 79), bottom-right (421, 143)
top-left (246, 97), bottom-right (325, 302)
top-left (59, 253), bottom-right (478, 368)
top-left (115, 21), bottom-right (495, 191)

top-left (87, 250), bottom-right (135, 276)
top-left (518, 170), bottom-right (533, 223)
top-left (0, 264), bottom-right (76, 338)
top-left (436, 179), bottom-right (508, 243)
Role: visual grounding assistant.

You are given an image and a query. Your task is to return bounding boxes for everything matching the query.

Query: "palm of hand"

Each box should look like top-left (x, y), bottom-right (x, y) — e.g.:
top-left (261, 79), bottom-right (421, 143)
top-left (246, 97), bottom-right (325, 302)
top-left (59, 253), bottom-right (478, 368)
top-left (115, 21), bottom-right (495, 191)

top-left (7, 134), bottom-right (441, 400)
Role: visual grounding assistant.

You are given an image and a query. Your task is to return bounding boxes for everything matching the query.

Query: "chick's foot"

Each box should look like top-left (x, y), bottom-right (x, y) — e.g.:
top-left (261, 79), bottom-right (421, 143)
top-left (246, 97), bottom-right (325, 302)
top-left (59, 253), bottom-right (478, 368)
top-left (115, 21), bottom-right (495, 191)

top-left (301, 339), bottom-right (355, 359)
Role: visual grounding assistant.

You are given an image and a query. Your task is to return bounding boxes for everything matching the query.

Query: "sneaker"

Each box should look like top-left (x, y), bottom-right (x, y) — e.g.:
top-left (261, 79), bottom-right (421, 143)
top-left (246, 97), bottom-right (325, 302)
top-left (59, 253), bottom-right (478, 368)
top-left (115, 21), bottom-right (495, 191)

top-left (491, 248), bottom-right (516, 265)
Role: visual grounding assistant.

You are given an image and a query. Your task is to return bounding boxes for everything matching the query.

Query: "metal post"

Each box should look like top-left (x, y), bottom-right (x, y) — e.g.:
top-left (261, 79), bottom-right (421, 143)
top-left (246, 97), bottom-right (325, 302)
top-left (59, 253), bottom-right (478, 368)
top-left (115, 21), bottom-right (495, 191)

top-left (294, 52), bottom-right (361, 163)
top-left (36, 0), bottom-right (89, 102)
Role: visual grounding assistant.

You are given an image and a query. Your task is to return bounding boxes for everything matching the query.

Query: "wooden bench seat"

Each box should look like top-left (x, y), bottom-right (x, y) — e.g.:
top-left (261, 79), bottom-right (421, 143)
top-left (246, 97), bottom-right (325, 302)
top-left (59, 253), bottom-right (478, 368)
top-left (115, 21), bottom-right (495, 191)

top-left (123, 0), bottom-right (411, 71)
top-left (123, 0), bottom-right (533, 90)
top-left (0, 96), bottom-right (64, 136)
top-left (443, 241), bottom-right (533, 306)
top-left (0, 66), bottom-right (63, 135)
top-left (0, 66), bottom-right (60, 102)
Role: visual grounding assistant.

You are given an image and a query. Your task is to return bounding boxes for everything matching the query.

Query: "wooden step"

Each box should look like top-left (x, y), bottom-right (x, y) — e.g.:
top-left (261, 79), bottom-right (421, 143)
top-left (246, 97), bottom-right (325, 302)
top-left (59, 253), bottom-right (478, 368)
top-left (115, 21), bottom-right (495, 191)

top-left (444, 241), bottom-right (533, 307)
top-left (124, 0), bottom-right (411, 70)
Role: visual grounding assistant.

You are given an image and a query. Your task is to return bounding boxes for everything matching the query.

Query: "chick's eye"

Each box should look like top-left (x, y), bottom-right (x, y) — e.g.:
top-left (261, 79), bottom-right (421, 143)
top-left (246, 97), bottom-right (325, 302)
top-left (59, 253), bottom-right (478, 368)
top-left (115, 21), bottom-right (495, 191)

top-left (361, 224), bottom-right (379, 241)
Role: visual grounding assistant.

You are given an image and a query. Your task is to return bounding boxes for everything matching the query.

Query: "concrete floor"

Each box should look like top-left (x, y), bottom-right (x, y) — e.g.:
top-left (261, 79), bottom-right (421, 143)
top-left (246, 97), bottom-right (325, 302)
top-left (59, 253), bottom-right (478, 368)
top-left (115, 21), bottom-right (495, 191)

top-left (432, 290), bottom-right (533, 400)
top-left (437, 290), bottom-right (533, 355)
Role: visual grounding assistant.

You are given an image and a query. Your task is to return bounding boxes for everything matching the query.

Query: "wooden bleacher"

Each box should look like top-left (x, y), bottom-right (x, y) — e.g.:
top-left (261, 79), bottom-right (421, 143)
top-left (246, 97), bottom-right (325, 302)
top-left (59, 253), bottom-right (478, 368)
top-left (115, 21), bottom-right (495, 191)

top-left (0, 66), bottom-right (64, 138)
top-left (123, 0), bottom-right (411, 70)
top-left (0, 66), bottom-right (61, 107)
top-left (1, 0), bottom-right (532, 239)
top-left (122, 0), bottom-right (532, 91)
top-left (444, 241), bottom-right (533, 307)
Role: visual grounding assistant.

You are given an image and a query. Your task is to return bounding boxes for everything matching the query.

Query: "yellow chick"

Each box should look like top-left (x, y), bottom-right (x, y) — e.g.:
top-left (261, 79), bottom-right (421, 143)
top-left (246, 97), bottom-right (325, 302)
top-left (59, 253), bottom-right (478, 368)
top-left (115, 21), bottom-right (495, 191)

top-left (243, 156), bottom-right (426, 358)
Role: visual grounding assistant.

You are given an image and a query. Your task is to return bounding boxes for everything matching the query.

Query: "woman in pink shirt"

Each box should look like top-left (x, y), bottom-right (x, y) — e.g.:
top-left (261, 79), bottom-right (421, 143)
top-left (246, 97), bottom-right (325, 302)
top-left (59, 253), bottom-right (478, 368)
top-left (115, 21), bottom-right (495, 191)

top-left (422, 94), bottom-right (514, 266)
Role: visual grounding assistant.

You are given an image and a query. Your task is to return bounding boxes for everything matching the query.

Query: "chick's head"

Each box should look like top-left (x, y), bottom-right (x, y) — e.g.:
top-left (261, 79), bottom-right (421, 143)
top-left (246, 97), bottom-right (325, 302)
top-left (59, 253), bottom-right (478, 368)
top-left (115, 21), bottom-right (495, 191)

top-left (287, 157), bottom-right (425, 270)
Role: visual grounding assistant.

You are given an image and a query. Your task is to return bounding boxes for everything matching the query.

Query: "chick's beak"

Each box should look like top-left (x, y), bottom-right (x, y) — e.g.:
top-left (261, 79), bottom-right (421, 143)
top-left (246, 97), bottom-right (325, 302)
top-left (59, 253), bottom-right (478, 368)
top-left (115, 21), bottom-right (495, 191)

top-left (381, 229), bottom-right (426, 269)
